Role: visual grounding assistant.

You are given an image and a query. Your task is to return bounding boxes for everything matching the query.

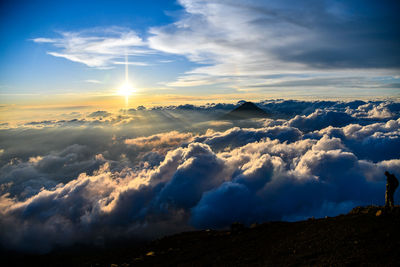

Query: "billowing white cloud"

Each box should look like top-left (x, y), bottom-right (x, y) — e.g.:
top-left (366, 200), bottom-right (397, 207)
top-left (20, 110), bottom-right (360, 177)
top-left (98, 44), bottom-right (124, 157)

top-left (125, 131), bottom-right (193, 148)
top-left (0, 100), bottom-right (399, 252)
top-left (286, 109), bottom-right (355, 132)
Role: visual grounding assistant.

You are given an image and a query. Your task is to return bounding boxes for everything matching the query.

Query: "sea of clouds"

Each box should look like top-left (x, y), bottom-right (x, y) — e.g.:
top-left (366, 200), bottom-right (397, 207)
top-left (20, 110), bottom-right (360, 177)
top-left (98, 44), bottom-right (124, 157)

top-left (0, 99), bottom-right (399, 252)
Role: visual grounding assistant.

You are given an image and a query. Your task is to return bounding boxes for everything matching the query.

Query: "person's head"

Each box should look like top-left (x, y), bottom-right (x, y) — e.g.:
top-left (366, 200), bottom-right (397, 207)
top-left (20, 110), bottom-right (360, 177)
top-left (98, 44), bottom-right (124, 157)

top-left (385, 171), bottom-right (390, 176)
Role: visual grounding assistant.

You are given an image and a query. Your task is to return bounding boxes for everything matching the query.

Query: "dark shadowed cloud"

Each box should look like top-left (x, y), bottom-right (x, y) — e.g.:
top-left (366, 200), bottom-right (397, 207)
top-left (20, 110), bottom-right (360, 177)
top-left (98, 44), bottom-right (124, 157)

top-left (0, 99), bottom-right (399, 252)
top-left (30, 0), bottom-right (400, 93)
top-left (146, 0), bottom-right (400, 88)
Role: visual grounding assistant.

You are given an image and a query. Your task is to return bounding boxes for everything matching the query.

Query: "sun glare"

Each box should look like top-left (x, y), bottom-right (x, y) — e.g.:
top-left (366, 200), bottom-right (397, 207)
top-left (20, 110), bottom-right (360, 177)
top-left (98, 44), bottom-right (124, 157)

top-left (117, 82), bottom-right (135, 97)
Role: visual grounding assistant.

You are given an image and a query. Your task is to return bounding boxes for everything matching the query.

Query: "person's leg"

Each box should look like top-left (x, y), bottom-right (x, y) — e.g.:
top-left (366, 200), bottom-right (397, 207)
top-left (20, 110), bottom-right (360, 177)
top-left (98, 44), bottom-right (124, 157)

top-left (389, 190), bottom-right (395, 209)
top-left (385, 188), bottom-right (390, 208)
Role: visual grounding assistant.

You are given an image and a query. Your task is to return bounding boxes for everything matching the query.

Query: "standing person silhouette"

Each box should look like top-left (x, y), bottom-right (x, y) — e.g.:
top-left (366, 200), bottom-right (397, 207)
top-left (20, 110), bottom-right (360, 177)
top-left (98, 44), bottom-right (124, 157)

top-left (385, 171), bottom-right (399, 209)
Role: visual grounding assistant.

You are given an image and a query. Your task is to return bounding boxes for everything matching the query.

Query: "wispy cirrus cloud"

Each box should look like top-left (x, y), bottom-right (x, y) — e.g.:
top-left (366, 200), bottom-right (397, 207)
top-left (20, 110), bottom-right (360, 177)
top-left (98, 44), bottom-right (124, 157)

top-left (84, 79), bottom-right (102, 84)
top-left (113, 61), bottom-right (150, 66)
top-left (33, 27), bottom-right (151, 68)
top-left (148, 0), bottom-right (400, 88)
top-left (32, 1), bottom-right (400, 92)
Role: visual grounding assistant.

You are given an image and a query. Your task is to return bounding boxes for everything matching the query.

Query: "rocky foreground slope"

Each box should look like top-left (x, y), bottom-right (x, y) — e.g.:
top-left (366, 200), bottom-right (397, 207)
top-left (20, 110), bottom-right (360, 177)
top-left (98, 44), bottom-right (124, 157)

top-left (3, 206), bottom-right (400, 266)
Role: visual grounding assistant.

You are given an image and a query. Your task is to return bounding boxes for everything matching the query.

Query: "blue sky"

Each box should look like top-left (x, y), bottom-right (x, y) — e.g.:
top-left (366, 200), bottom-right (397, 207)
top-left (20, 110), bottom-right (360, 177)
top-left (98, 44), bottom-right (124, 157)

top-left (0, 0), bottom-right (399, 105)
top-left (0, 0), bottom-right (185, 95)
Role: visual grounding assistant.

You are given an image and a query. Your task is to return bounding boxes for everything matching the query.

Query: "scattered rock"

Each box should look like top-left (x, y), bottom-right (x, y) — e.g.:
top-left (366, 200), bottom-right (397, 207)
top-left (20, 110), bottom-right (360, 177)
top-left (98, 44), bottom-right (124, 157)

top-left (230, 222), bottom-right (245, 233)
top-left (349, 205), bottom-right (382, 215)
top-left (4, 205), bottom-right (400, 266)
top-left (146, 251), bottom-right (155, 256)
top-left (250, 223), bottom-right (259, 229)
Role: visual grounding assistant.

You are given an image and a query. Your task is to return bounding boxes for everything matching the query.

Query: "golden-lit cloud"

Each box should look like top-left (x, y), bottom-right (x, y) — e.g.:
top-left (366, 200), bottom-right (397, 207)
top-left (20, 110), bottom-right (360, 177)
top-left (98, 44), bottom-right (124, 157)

top-left (1, 100), bottom-right (399, 252)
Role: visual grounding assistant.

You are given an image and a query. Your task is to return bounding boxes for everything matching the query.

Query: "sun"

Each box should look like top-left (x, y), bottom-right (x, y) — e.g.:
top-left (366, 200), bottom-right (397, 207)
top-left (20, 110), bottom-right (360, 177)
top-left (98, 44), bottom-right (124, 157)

top-left (117, 81), bottom-right (135, 97)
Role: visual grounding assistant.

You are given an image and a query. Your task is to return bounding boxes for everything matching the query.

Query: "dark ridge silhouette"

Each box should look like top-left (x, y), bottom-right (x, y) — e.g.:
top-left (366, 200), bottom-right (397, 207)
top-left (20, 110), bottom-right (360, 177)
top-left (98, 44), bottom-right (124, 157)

top-left (3, 205), bottom-right (399, 266)
top-left (221, 101), bottom-right (269, 120)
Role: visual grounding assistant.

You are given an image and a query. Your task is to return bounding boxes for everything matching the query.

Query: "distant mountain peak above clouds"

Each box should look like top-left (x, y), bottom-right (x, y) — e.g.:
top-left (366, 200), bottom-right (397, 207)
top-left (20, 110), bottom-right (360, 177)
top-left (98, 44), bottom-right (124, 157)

top-left (221, 101), bottom-right (268, 120)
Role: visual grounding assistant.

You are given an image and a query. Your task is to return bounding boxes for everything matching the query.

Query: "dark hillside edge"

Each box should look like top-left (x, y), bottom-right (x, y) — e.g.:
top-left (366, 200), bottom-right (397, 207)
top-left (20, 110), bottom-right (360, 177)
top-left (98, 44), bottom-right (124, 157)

top-left (2, 205), bottom-right (400, 266)
top-left (221, 101), bottom-right (269, 120)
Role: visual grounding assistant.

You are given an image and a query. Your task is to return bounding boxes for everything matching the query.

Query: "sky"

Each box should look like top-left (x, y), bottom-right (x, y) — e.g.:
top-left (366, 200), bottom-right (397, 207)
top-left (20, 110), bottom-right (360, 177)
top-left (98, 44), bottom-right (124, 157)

top-left (0, 0), bottom-right (399, 112)
top-left (1, 0), bottom-right (400, 253)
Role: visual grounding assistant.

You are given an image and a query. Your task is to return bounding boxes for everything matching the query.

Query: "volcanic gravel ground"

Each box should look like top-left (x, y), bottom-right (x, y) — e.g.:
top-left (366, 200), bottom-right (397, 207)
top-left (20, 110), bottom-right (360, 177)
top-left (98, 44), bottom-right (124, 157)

top-left (3, 206), bottom-right (400, 266)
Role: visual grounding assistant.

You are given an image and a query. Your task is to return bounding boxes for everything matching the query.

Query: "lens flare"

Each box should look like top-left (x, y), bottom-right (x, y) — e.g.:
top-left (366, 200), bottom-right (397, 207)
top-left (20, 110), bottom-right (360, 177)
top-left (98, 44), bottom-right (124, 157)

top-left (117, 82), bottom-right (135, 97)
